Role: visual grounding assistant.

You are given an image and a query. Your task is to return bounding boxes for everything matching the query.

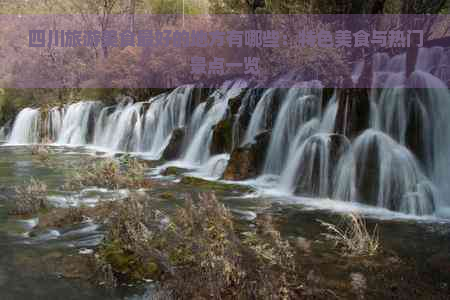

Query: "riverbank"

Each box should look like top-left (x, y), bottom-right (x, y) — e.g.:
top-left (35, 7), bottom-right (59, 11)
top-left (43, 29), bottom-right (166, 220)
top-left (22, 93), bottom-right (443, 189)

top-left (0, 145), bottom-right (449, 299)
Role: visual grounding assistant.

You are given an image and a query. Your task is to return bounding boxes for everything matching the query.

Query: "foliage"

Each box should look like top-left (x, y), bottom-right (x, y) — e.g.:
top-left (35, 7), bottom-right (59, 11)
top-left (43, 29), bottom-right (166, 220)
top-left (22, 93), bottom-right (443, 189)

top-left (97, 192), bottom-right (302, 299)
top-left (65, 158), bottom-right (151, 190)
top-left (31, 144), bottom-right (51, 162)
top-left (318, 213), bottom-right (380, 257)
top-left (9, 179), bottom-right (49, 215)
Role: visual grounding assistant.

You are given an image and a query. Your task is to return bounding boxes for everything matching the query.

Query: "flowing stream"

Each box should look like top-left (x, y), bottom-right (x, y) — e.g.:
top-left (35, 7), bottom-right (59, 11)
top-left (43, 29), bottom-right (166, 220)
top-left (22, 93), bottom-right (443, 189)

top-left (2, 47), bottom-right (450, 218)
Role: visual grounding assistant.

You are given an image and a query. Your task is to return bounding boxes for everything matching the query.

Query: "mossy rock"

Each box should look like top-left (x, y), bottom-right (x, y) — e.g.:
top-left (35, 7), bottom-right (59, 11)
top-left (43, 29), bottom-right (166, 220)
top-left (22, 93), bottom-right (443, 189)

top-left (162, 128), bottom-right (185, 160)
top-left (161, 166), bottom-right (189, 177)
top-left (99, 240), bottom-right (162, 282)
top-left (210, 118), bottom-right (233, 155)
top-left (180, 176), bottom-right (252, 193)
top-left (160, 192), bottom-right (176, 200)
top-left (223, 130), bottom-right (271, 180)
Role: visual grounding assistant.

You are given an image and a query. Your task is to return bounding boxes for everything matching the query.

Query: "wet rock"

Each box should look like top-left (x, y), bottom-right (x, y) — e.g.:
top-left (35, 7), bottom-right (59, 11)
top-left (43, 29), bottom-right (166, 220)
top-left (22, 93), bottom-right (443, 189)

top-left (266, 89), bottom-right (286, 129)
top-left (0, 267), bottom-right (6, 287)
top-left (159, 192), bottom-right (176, 200)
top-left (222, 130), bottom-right (271, 180)
top-left (162, 128), bottom-right (185, 160)
top-left (306, 269), bottom-right (321, 285)
top-left (334, 88), bottom-right (370, 139)
top-left (427, 250), bottom-right (450, 274)
top-left (350, 272), bottom-right (367, 299)
top-left (228, 94), bottom-right (243, 115)
top-left (161, 166), bottom-right (188, 176)
top-left (180, 176), bottom-right (252, 193)
top-left (188, 88), bottom-right (211, 118)
top-left (321, 87), bottom-right (335, 108)
top-left (294, 133), bottom-right (349, 197)
top-left (210, 118), bottom-right (233, 155)
top-left (355, 135), bottom-right (380, 207)
top-left (295, 236), bottom-right (312, 254)
top-left (405, 92), bottom-right (433, 168)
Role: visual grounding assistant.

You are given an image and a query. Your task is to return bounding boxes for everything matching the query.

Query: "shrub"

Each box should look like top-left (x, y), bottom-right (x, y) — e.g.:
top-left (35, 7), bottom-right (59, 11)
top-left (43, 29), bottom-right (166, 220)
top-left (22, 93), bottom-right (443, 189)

top-left (31, 144), bottom-right (50, 162)
top-left (65, 158), bottom-right (151, 190)
top-left (9, 178), bottom-right (49, 215)
top-left (318, 213), bottom-right (380, 256)
top-left (96, 193), bottom-right (303, 299)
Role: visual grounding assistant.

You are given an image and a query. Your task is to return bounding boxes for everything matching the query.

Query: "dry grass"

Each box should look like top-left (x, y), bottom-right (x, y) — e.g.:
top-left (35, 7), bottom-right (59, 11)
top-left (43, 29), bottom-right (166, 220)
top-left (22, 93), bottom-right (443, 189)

top-left (31, 144), bottom-right (50, 162)
top-left (65, 158), bottom-right (151, 190)
top-left (318, 213), bottom-right (380, 256)
top-left (96, 192), bottom-right (302, 299)
top-left (9, 178), bottom-right (49, 215)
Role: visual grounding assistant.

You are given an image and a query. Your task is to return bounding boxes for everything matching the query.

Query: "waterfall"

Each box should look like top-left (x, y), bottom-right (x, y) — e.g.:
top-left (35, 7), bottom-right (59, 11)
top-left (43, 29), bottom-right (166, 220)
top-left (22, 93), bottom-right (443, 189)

top-left (242, 88), bottom-right (278, 145)
top-left (7, 108), bottom-right (41, 144)
top-left (2, 47), bottom-right (449, 217)
top-left (145, 86), bottom-right (194, 157)
top-left (182, 80), bottom-right (246, 165)
top-left (93, 100), bottom-right (143, 152)
top-left (263, 90), bottom-right (321, 175)
top-left (280, 133), bottom-right (349, 197)
top-left (57, 101), bottom-right (100, 145)
top-left (0, 120), bottom-right (12, 141)
top-left (248, 47), bottom-right (450, 216)
top-left (333, 130), bottom-right (436, 215)
top-left (47, 108), bottom-right (63, 142)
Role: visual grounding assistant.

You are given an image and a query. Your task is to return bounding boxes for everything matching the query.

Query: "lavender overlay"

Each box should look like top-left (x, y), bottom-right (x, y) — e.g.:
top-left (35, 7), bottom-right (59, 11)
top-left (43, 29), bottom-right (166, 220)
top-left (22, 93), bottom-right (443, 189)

top-left (1, 14), bottom-right (449, 88)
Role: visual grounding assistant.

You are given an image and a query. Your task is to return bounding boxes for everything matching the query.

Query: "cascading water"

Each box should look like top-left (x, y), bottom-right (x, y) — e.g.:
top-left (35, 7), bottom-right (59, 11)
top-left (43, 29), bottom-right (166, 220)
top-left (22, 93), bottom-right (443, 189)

top-left (93, 100), bottom-right (144, 152)
top-left (47, 108), bottom-right (63, 142)
top-left (182, 80), bottom-right (246, 165)
top-left (242, 88), bottom-right (278, 145)
top-left (333, 130), bottom-right (436, 215)
top-left (58, 101), bottom-right (100, 145)
top-left (8, 108), bottom-right (41, 144)
top-left (247, 47), bottom-right (450, 216)
top-left (0, 120), bottom-right (12, 141)
top-left (0, 126), bottom-right (5, 141)
top-left (263, 90), bottom-right (322, 175)
top-left (144, 86), bottom-right (194, 157)
top-left (2, 47), bottom-right (449, 217)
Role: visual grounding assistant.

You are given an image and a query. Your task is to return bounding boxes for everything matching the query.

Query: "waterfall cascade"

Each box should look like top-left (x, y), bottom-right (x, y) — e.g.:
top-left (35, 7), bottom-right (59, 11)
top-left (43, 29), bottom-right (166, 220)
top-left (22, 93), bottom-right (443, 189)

top-left (8, 108), bottom-right (41, 144)
top-left (3, 47), bottom-right (450, 217)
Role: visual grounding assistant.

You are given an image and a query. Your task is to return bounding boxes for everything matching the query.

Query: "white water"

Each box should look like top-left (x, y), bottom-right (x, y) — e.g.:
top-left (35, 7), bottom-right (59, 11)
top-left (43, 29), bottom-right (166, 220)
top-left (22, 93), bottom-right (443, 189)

top-left (58, 101), bottom-right (100, 145)
top-left (182, 80), bottom-right (246, 165)
top-left (0, 126), bottom-right (6, 141)
top-left (3, 48), bottom-right (450, 218)
top-left (263, 90), bottom-right (321, 175)
top-left (8, 108), bottom-right (41, 144)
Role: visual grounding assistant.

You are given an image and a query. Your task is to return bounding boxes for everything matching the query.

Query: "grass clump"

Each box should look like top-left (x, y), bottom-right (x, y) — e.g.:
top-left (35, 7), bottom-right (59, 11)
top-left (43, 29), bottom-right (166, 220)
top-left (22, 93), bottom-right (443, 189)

top-left (31, 144), bottom-right (50, 162)
top-left (96, 193), bottom-right (302, 299)
top-left (318, 213), bottom-right (380, 257)
top-left (9, 178), bottom-right (49, 216)
top-left (65, 158), bottom-right (151, 190)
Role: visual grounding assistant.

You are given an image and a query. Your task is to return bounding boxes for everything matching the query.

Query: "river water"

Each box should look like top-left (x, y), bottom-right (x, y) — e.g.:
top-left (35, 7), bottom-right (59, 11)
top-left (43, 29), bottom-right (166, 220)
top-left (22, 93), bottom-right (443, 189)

top-left (0, 144), bottom-right (449, 299)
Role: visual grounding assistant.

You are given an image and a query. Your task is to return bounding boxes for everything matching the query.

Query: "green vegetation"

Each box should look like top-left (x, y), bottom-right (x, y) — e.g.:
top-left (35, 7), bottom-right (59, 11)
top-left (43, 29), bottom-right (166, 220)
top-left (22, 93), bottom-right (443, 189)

top-left (180, 176), bottom-right (253, 192)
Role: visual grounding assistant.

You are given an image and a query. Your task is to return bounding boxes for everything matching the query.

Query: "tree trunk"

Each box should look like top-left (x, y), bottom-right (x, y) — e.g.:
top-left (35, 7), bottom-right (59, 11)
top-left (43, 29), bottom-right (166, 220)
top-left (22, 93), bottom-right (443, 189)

top-left (129, 0), bottom-right (136, 32)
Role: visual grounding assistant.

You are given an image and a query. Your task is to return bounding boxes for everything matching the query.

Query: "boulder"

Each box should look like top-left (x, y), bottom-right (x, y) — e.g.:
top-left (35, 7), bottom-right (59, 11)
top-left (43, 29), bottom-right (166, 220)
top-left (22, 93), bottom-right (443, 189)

top-left (222, 130), bottom-right (271, 180)
top-left (161, 166), bottom-right (189, 176)
top-left (162, 128), bottom-right (185, 160)
top-left (228, 94), bottom-right (243, 115)
top-left (334, 88), bottom-right (371, 139)
top-left (210, 118), bottom-right (234, 155)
